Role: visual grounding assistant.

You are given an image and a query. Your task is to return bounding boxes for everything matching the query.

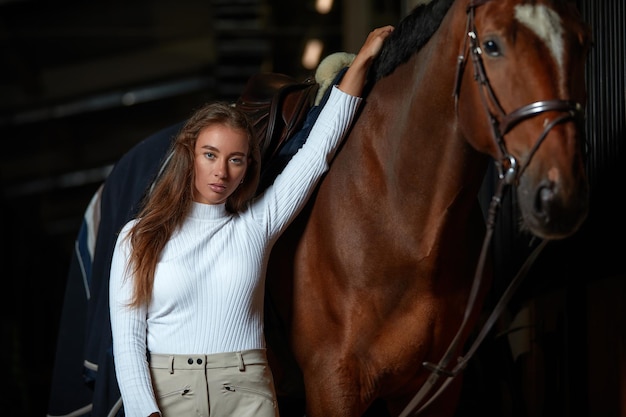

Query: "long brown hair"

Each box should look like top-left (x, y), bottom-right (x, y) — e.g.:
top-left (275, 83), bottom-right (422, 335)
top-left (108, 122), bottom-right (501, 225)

top-left (125, 102), bottom-right (260, 308)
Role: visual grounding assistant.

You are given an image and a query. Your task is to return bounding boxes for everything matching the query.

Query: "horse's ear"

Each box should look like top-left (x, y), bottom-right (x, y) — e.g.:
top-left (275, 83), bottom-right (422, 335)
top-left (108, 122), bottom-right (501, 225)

top-left (314, 52), bottom-right (356, 105)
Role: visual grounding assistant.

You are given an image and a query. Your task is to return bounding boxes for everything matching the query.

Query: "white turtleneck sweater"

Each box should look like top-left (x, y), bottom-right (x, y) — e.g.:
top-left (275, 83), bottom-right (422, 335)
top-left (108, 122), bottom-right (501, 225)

top-left (109, 86), bottom-right (361, 417)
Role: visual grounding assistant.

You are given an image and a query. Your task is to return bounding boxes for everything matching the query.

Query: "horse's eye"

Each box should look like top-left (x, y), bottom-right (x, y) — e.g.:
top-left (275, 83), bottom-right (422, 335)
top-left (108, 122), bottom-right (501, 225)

top-left (482, 39), bottom-right (501, 57)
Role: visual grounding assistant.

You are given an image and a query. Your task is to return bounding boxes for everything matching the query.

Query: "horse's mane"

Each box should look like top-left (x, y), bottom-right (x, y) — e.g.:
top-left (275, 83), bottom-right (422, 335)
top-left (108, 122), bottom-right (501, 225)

top-left (370, 0), bottom-right (456, 82)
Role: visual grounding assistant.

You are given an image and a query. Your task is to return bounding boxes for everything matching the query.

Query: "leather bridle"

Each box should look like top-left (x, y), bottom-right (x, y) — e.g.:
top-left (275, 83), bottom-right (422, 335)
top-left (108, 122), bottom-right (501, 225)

top-left (399, 1), bottom-right (584, 416)
top-left (454, 0), bottom-right (584, 184)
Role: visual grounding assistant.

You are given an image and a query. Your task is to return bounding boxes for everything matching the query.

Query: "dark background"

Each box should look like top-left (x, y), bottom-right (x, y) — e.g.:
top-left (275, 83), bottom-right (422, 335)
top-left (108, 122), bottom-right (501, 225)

top-left (1, 0), bottom-right (624, 416)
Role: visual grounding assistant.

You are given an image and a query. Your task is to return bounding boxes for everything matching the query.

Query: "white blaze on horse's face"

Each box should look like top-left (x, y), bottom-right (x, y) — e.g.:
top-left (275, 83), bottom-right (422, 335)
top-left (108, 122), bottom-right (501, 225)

top-left (514, 4), bottom-right (565, 77)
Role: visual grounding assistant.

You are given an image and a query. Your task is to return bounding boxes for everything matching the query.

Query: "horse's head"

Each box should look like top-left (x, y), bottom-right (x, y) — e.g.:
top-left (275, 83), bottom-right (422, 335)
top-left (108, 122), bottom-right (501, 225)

top-left (455, 0), bottom-right (591, 240)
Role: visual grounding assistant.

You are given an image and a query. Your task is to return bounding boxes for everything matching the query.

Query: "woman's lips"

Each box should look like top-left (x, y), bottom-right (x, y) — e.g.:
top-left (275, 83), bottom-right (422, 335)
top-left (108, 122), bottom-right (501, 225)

top-left (209, 183), bottom-right (226, 193)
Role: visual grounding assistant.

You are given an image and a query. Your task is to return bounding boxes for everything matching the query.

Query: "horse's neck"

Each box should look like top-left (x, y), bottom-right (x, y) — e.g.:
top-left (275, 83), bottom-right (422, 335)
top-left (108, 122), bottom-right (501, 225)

top-left (329, 31), bottom-right (488, 246)
top-left (357, 55), bottom-right (484, 207)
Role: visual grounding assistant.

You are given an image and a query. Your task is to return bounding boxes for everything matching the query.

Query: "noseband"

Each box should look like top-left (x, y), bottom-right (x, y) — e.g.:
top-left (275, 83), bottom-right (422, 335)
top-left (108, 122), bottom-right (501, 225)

top-left (400, 2), bottom-right (584, 416)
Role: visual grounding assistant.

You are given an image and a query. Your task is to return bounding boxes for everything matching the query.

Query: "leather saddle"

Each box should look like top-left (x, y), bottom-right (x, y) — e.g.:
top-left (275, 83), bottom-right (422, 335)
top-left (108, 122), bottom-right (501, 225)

top-left (235, 72), bottom-right (320, 163)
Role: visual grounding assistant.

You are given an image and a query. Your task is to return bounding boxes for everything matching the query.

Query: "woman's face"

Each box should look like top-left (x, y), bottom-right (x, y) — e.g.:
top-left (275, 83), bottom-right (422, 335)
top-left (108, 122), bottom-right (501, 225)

top-left (193, 124), bottom-right (249, 205)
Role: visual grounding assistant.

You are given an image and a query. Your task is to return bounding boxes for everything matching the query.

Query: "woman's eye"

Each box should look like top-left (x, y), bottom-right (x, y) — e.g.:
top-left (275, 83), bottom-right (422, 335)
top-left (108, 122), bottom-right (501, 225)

top-left (230, 158), bottom-right (243, 165)
top-left (204, 152), bottom-right (215, 159)
top-left (482, 39), bottom-right (501, 57)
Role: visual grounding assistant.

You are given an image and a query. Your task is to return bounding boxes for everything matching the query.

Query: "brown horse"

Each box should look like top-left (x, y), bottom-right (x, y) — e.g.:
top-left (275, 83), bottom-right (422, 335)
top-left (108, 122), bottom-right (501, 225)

top-left (265, 0), bottom-right (591, 416)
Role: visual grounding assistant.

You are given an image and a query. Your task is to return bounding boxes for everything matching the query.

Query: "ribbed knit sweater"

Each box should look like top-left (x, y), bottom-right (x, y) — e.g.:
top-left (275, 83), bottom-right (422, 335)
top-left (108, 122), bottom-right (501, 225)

top-left (109, 86), bottom-right (361, 417)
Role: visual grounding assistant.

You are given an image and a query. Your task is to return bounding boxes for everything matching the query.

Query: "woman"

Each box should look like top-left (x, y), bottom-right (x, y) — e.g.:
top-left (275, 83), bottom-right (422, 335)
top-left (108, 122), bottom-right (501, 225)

top-left (109, 25), bottom-right (394, 417)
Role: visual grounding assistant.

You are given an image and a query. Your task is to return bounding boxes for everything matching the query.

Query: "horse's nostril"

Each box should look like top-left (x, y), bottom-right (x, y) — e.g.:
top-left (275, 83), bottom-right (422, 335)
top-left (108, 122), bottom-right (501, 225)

top-left (535, 184), bottom-right (555, 216)
top-left (540, 185), bottom-right (554, 203)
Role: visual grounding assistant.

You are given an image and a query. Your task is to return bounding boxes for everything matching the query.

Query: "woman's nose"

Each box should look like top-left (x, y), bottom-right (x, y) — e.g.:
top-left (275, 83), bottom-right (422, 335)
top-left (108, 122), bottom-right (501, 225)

top-left (214, 160), bottom-right (228, 178)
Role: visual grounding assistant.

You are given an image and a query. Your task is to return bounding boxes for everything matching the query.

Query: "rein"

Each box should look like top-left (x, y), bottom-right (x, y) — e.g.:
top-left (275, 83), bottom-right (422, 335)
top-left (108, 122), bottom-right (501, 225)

top-left (399, 1), bottom-right (583, 415)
